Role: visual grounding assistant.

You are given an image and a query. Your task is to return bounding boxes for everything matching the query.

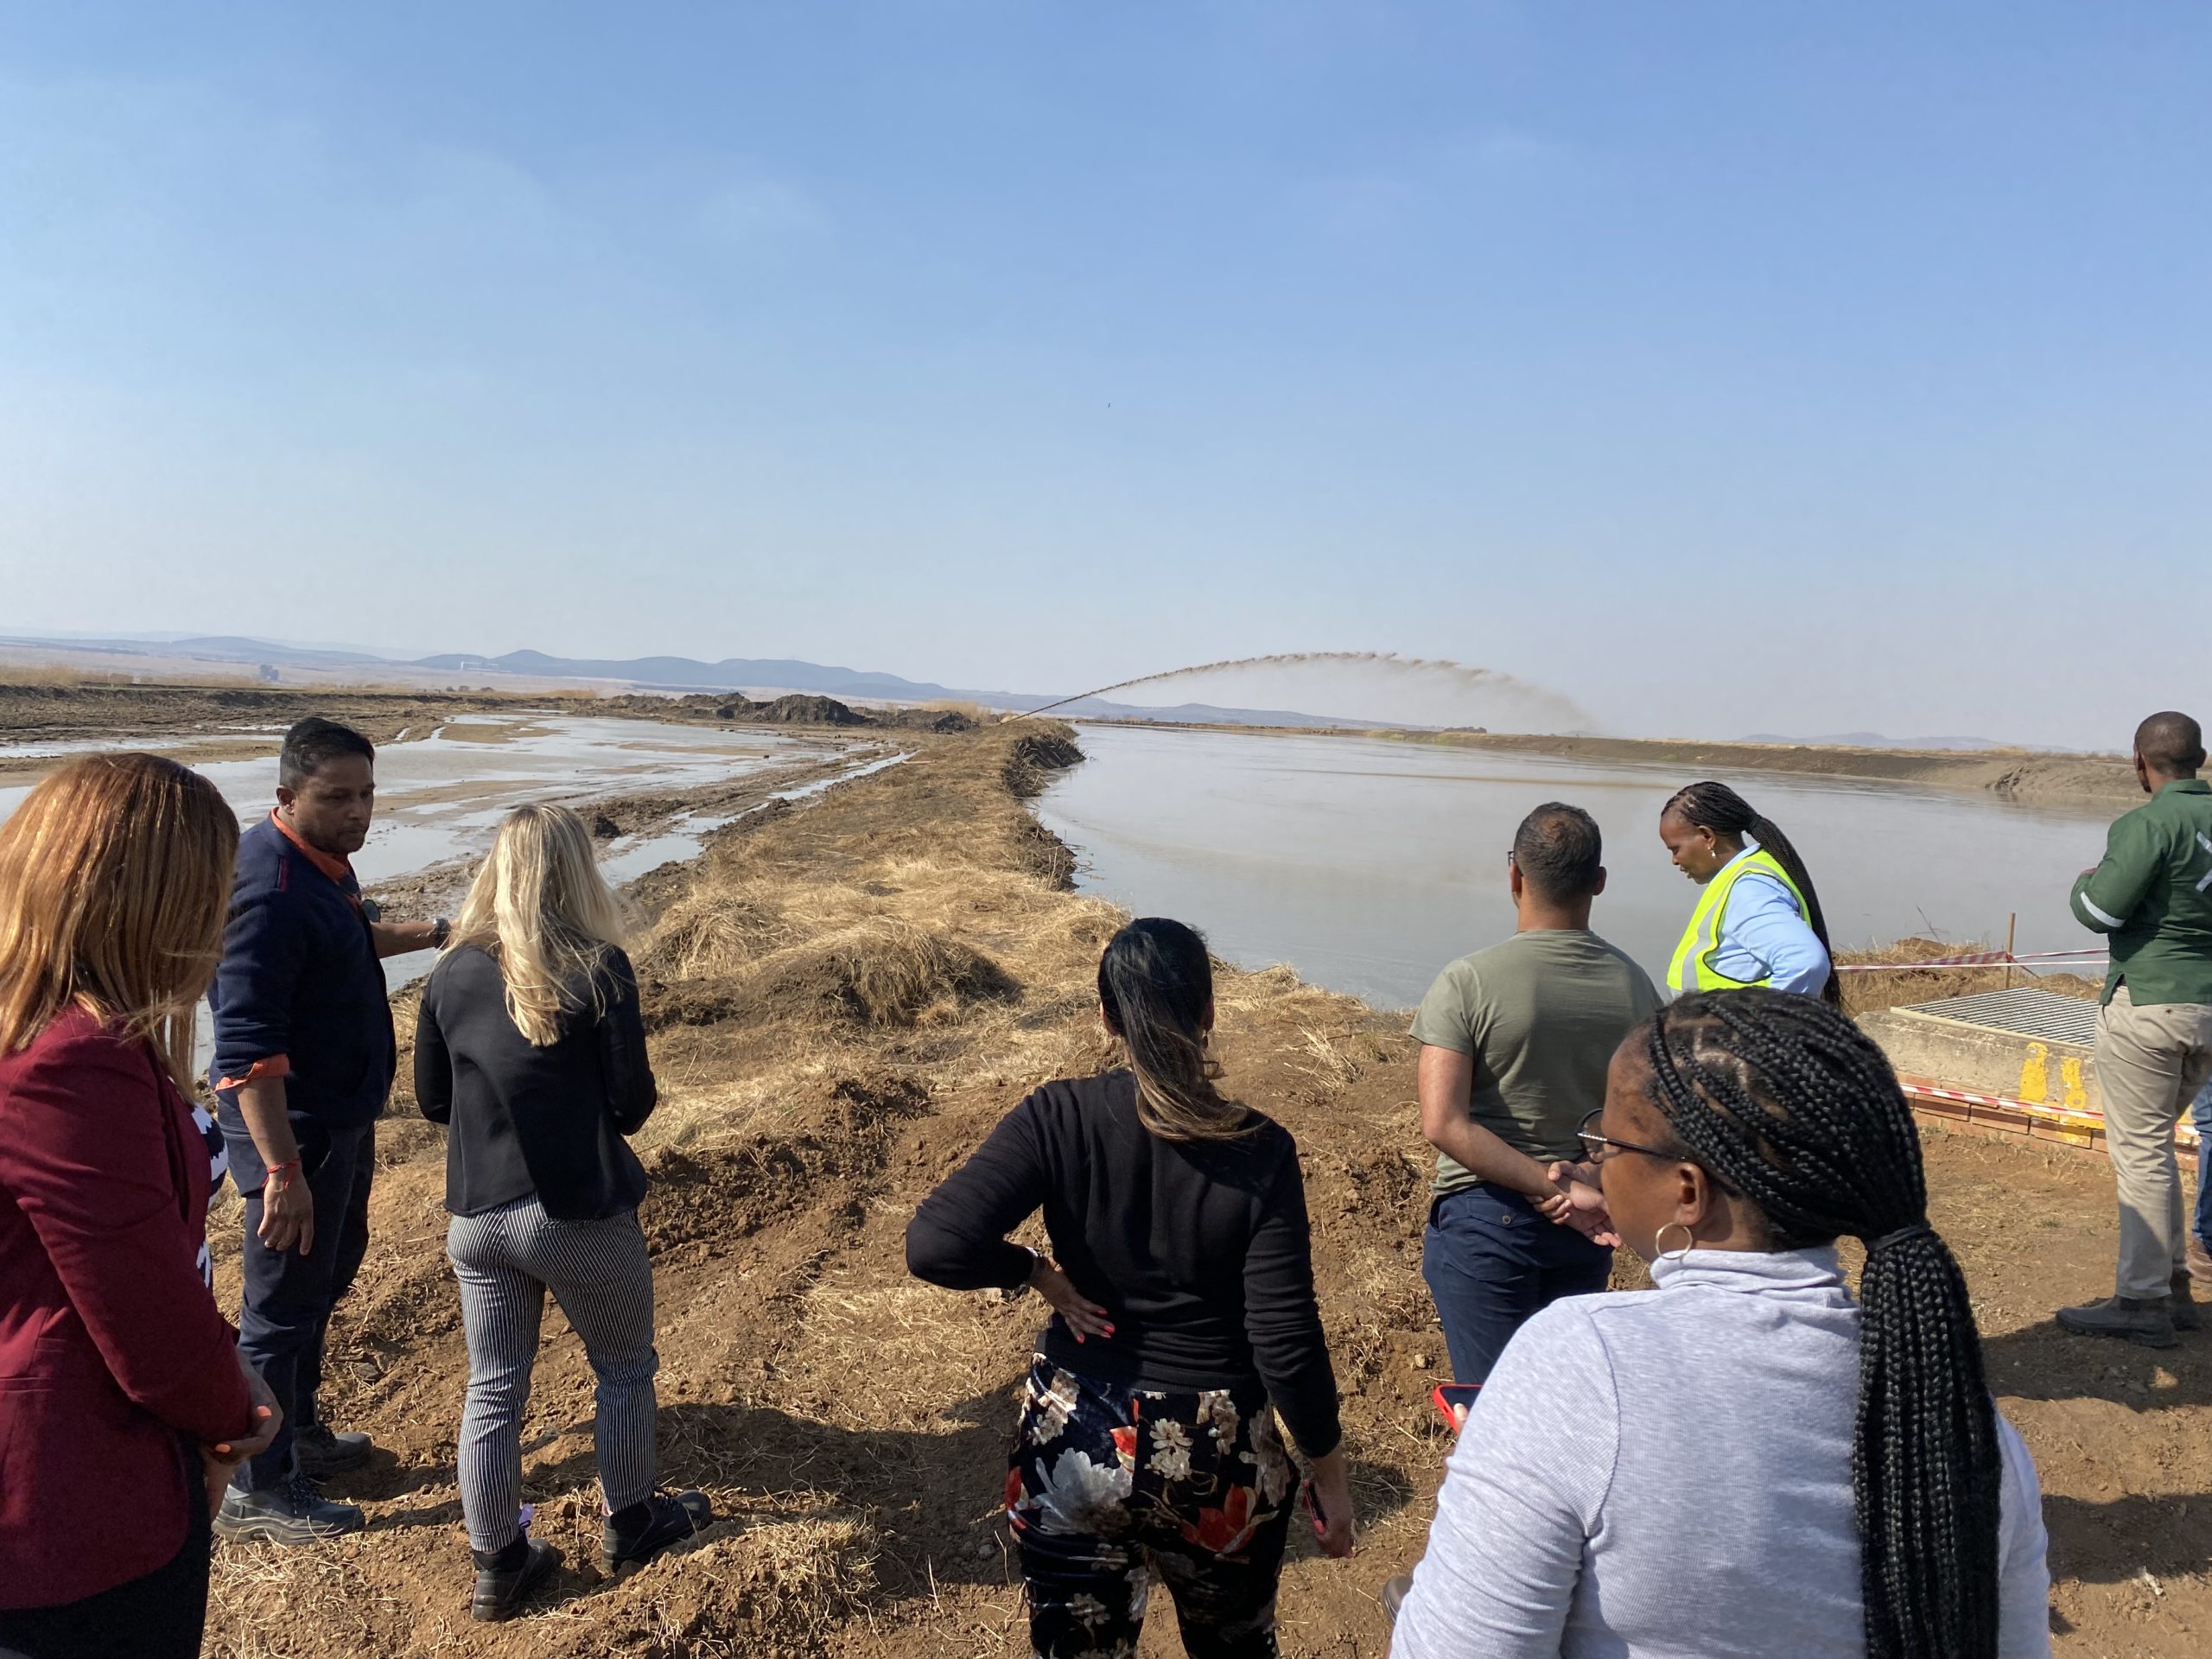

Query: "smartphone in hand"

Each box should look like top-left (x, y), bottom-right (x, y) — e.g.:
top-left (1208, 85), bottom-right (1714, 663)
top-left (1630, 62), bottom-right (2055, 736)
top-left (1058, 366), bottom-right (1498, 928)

top-left (1431, 1382), bottom-right (1480, 1430)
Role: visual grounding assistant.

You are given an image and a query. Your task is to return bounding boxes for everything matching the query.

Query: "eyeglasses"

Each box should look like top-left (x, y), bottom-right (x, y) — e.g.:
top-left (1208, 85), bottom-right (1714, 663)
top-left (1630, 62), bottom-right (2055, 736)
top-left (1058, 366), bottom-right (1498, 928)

top-left (1575, 1106), bottom-right (1682, 1166)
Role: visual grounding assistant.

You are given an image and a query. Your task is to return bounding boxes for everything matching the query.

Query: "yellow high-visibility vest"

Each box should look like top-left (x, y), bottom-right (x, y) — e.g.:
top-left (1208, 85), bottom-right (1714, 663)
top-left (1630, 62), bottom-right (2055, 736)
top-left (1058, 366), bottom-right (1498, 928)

top-left (1667, 847), bottom-right (1810, 995)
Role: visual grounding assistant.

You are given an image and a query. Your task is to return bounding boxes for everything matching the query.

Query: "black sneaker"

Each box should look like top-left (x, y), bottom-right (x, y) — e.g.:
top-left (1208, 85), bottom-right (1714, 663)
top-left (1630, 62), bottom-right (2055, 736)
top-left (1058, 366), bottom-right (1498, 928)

top-left (601, 1491), bottom-right (713, 1576)
top-left (216, 1475), bottom-right (368, 1544)
top-left (472, 1537), bottom-right (562, 1622)
top-left (296, 1422), bottom-right (375, 1477)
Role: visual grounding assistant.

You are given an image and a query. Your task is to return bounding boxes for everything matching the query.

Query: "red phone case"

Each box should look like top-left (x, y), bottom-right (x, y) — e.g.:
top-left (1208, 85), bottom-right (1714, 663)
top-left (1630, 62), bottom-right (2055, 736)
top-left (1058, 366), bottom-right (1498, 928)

top-left (1431, 1382), bottom-right (1480, 1427)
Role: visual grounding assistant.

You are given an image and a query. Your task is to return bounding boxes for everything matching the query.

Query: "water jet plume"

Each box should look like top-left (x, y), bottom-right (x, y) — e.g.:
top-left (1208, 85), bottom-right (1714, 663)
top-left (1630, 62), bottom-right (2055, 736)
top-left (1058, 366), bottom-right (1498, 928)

top-left (1014, 652), bottom-right (1592, 734)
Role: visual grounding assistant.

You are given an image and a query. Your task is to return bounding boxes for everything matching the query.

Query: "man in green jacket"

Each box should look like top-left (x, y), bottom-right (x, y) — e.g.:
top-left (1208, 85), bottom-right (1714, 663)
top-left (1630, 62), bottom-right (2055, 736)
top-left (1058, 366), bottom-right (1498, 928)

top-left (2057, 710), bottom-right (2212, 1348)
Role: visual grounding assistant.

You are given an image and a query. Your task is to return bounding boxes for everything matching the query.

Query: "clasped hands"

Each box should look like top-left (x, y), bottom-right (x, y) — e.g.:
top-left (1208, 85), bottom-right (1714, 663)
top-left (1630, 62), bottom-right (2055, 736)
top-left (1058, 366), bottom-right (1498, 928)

top-left (1532, 1161), bottom-right (1618, 1248)
top-left (199, 1349), bottom-right (283, 1516)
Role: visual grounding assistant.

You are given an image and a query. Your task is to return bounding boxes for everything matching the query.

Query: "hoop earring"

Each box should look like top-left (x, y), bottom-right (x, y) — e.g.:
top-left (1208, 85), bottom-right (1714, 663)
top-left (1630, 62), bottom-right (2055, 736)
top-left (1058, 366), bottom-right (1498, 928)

top-left (1655, 1221), bottom-right (1696, 1262)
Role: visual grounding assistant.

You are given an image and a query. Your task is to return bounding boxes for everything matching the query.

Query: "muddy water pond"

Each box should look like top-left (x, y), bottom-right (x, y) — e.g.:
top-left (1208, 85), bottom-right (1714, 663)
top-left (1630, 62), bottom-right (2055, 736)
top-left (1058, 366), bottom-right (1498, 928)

top-left (1033, 723), bottom-right (2121, 1009)
top-left (0, 713), bottom-right (891, 991)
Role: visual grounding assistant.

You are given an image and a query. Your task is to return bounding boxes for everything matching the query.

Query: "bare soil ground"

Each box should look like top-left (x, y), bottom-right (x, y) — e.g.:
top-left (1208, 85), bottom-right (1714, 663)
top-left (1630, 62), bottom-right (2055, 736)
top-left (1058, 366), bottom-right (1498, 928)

top-left (177, 723), bottom-right (2209, 1659)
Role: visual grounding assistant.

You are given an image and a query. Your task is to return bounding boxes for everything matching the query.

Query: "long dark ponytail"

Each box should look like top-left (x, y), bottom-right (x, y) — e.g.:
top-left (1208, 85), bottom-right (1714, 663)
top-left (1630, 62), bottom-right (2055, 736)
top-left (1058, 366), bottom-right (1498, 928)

top-left (1641, 990), bottom-right (2004, 1659)
top-left (1665, 779), bottom-right (1839, 1002)
top-left (1096, 918), bottom-right (1248, 1141)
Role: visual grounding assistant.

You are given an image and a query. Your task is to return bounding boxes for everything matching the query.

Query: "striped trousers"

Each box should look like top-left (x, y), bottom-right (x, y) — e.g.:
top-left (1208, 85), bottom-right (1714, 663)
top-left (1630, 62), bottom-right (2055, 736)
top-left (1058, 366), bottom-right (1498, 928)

top-left (448, 1196), bottom-right (660, 1553)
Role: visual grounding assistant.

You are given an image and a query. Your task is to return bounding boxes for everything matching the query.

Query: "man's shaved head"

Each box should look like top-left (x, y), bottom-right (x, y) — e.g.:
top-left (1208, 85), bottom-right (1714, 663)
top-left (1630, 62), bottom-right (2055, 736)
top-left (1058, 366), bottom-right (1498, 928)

top-left (2134, 711), bottom-right (2205, 778)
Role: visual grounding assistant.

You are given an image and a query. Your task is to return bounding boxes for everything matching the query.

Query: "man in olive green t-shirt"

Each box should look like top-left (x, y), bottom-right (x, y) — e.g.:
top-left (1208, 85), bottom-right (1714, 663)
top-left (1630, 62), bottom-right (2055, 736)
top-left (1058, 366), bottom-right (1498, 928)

top-left (1413, 802), bottom-right (1662, 1384)
top-left (2056, 711), bottom-right (2212, 1348)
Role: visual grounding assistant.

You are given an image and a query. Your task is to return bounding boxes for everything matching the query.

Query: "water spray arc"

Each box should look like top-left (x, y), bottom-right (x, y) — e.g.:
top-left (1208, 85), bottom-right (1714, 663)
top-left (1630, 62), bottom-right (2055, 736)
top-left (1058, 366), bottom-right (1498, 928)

top-left (1011, 652), bottom-right (1591, 732)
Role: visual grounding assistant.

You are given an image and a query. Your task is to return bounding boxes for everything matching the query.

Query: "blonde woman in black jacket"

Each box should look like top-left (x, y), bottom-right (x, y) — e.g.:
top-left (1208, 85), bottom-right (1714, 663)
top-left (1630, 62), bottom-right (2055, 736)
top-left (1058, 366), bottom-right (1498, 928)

top-left (416, 804), bottom-right (706, 1620)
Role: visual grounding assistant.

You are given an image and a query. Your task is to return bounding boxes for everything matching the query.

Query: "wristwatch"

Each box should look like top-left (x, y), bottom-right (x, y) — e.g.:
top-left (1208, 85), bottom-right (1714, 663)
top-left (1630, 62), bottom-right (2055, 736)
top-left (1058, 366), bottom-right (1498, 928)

top-left (431, 917), bottom-right (451, 948)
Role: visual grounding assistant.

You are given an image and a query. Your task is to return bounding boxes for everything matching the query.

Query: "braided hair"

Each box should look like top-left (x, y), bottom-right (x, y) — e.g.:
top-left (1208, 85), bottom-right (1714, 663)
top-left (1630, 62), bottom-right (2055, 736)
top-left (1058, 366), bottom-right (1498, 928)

top-left (1638, 990), bottom-right (2003, 1659)
top-left (1664, 779), bottom-right (1839, 1004)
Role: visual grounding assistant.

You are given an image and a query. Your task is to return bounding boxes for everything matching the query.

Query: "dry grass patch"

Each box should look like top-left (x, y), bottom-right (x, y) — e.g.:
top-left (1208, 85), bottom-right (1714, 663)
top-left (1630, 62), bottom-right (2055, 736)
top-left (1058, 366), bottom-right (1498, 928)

top-left (207, 1547), bottom-right (415, 1657)
top-left (1836, 936), bottom-right (2105, 1018)
top-left (652, 883), bottom-right (797, 977)
top-left (797, 918), bottom-right (1020, 1028)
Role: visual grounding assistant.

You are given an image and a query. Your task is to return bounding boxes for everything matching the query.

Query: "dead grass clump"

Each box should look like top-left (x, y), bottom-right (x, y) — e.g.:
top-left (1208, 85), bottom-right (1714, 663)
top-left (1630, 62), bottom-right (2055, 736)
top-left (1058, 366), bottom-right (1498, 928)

top-left (1297, 1027), bottom-right (1365, 1094)
top-left (650, 885), bottom-right (795, 977)
top-left (782, 918), bottom-right (1020, 1027)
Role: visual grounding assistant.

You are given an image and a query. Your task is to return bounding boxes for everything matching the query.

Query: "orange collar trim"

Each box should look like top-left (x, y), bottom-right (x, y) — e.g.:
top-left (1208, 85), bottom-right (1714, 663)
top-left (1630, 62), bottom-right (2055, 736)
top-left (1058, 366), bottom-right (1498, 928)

top-left (269, 811), bottom-right (355, 886)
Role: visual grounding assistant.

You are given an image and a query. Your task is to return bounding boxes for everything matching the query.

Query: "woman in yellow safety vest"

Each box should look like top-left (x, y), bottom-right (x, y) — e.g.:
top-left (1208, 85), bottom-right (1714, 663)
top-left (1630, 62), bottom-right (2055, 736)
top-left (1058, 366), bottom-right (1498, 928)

top-left (1659, 781), bottom-right (1838, 1002)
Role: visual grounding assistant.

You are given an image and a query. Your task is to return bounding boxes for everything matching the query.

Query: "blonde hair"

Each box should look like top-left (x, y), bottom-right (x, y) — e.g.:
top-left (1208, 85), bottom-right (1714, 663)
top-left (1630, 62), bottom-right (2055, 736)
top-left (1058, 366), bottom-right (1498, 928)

top-left (450, 803), bottom-right (629, 1046)
top-left (0, 753), bottom-right (239, 1090)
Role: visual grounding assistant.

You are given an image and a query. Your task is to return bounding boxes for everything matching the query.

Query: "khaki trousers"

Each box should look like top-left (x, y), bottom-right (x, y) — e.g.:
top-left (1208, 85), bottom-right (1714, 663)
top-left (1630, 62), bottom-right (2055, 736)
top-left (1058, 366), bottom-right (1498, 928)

top-left (2096, 986), bottom-right (2212, 1300)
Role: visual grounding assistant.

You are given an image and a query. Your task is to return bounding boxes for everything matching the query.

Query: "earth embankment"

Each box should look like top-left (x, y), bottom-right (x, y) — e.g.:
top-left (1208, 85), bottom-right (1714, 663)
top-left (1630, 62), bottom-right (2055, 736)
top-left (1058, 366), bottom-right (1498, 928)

top-left (197, 721), bottom-right (2206, 1657)
top-left (1393, 730), bottom-right (2140, 807)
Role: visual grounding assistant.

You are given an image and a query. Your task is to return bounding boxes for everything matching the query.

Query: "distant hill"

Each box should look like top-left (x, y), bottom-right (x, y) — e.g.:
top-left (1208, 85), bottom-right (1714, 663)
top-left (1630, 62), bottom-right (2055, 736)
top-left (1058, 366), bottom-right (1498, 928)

top-left (0, 634), bottom-right (1378, 728)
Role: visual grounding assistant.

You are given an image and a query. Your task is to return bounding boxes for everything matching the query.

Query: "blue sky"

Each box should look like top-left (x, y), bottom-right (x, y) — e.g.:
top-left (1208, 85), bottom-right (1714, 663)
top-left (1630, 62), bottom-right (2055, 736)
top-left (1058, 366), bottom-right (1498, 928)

top-left (2, 3), bottom-right (2206, 746)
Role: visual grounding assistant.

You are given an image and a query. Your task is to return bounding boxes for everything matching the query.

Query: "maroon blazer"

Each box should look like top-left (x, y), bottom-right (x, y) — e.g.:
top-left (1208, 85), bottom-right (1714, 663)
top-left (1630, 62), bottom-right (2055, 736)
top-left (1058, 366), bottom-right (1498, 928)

top-left (0, 1008), bottom-right (255, 1608)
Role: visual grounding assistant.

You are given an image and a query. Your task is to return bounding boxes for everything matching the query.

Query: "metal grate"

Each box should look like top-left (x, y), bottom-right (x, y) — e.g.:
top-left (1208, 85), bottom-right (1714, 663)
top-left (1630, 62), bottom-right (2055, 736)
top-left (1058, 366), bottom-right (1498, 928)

top-left (1903, 988), bottom-right (2100, 1046)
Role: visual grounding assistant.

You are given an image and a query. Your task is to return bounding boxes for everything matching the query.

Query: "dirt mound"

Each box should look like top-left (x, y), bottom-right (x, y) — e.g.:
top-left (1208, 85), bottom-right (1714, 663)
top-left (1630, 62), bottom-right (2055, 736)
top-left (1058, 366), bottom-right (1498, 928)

top-left (882, 707), bottom-right (976, 733)
top-left (588, 690), bottom-right (879, 729)
top-left (1002, 730), bottom-right (1084, 797)
top-left (754, 694), bottom-right (872, 726)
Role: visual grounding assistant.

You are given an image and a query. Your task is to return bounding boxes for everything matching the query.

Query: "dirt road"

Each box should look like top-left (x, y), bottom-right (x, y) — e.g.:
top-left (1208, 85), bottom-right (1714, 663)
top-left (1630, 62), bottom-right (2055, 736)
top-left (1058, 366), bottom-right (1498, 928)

top-left (175, 721), bottom-right (2208, 1659)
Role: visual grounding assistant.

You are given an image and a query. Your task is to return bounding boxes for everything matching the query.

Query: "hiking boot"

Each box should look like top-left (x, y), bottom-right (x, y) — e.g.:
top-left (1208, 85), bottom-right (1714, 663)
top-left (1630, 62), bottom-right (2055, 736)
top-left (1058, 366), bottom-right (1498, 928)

top-left (1381, 1574), bottom-right (1414, 1624)
top-left (601, 1491), bottom-right (713, 1576)
top-left (2173, 1274), bottom-right (2202, 1332)
top-left (216, 1475), bottom-right (368, 1543)
top-left (295, 1421), bottom-right (374, 1478)
top-left (2056, 1294), bottom-right (2179, 1349)
top-left (472, 1537), bottom-right (561, 1622)
top-left (2189, 1236), bottom-right (2212, 1287)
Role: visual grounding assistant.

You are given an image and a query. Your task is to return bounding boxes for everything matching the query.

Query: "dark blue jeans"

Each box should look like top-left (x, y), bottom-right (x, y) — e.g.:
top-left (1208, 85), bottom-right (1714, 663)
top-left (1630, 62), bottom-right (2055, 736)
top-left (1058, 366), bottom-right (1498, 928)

top-left (229, 1122), bottom-right (375, 1491)
top-left (1421, 1182), bottom-right (1611, 1384)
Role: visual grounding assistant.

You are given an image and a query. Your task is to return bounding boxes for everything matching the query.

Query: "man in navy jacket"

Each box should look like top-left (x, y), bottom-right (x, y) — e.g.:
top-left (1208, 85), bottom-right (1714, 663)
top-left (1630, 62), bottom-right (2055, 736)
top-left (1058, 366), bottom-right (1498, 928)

top-left (208, 718), bottom-right (446, 1543)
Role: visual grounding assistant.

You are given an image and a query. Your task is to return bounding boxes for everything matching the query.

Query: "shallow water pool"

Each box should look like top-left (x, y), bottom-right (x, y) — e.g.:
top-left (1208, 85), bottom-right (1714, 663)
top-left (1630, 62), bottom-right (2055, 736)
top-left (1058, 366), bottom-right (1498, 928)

top-left (1033, 724), bottom-right (2120, 1008)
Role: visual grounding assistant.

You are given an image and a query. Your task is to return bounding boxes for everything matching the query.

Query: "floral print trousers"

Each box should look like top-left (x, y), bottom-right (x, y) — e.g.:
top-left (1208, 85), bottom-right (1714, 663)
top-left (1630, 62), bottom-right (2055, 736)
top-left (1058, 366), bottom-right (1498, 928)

top-left (1006, 1357), bottom-right (1298, 1659)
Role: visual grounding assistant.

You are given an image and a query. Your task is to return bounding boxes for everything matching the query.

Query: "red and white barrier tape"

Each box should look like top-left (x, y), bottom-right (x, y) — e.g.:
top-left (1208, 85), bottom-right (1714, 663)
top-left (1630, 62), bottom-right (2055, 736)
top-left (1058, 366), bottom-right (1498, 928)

top-left (1904, 1082), bottom-right (2086, 1115)
top-left (1901, 1081), bottom-right (2202, 1147)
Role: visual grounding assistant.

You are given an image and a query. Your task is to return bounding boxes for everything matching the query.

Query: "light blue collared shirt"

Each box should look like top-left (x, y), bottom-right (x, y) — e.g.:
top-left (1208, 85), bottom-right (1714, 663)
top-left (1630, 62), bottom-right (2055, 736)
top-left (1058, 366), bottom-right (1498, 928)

top-left (1709, 839), bottom-right (1833, 996)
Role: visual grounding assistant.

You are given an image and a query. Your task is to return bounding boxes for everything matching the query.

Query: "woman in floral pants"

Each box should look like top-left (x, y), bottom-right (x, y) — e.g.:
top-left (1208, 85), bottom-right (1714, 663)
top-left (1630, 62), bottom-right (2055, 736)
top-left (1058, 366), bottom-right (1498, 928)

top-left (1006, 1362), bottom-right (1300, 1656)
top-left (908, 918), bottom-right (1354, 1658)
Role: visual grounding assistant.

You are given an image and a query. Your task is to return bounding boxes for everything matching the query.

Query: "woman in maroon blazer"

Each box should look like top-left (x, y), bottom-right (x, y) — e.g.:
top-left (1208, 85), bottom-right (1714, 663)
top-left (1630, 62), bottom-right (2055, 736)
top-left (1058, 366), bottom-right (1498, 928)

top-left (0, 753), bottom-right (278, 1659)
